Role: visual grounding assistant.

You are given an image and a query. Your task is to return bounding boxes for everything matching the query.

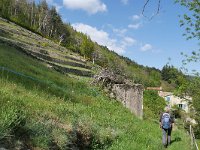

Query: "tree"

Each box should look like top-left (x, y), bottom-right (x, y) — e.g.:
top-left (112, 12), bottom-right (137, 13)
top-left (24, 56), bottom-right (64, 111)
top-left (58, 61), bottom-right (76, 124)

top-left (175, 0), bottom-right (200, 40)
top-left (28, 0), bottom-right (37, 28)
top-left (0, 0), bottom-right (13, 18)
top-left (173, 0), bottom-right (200, 139)
top-left (175, 0), bottom-right (200, 77)
top-left (80, 35), bottom-right (94, 60)
top-left (61, 23), bottom-right (74, 47)
top-left (176, 76), bottom-right (200, 138)
top-left (161, 65), bottom-right (185, 86)
top-left (37, 0), bottom-right (49, 33)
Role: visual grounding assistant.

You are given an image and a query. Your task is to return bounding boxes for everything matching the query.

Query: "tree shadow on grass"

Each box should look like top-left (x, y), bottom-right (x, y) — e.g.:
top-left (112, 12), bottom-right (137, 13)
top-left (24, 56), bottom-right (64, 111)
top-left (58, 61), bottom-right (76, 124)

top-left (171, 137), bottom-right (182, 144)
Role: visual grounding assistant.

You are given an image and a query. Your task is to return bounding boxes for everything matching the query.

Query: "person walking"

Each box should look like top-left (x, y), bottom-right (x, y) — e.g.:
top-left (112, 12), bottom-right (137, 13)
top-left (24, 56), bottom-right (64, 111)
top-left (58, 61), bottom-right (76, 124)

top-left (159, 106), bottom-right (174, 148)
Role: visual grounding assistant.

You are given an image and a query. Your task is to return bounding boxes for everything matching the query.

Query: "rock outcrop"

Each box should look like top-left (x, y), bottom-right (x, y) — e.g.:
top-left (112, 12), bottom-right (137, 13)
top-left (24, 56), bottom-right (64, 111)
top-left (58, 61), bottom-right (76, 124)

top-left (93, 69), bottom-right (143, 118)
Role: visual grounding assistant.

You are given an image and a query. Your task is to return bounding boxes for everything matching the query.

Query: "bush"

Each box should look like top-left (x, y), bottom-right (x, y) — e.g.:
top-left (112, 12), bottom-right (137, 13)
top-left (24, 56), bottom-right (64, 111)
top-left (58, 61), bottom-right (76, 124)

top-left (143, 90), bottom-right (166, 120)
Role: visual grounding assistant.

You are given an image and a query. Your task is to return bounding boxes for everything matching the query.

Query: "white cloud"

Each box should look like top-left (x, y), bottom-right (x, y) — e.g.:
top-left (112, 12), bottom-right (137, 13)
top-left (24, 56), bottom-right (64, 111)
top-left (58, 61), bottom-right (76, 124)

top-left (72, 23), bottom-right (136, 54)
top-left (122, 37), bottom-right (137, 48)
top-left (128, 14), bottom-right (143, 29)
top-left (46, 0), bottom-right (62, 11)
top-left (54, 4), bottom-right (62, 11)
top-left (63, 0), bottom-right (107, 14)
top-left (121, 0), bottom-right (129, 5)
top-left (113, 28), bottom-right (127, 36)
top-left (128, 23), bottom-right (141, 29)
top-left (140, 44), bottom-right (153, 51)
top-left (132, 15), bottom-right (141, 21)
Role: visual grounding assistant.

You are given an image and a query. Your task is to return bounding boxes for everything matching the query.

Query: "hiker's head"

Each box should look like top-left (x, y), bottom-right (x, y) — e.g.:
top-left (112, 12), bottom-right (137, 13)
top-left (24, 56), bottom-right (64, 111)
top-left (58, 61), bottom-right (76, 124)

top-left (165, 106), bottom-right (170, 113)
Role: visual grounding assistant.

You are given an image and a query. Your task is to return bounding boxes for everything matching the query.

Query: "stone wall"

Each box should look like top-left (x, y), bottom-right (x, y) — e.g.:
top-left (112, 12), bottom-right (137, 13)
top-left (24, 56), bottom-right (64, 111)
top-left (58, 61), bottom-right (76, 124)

top-left (112, 84), bottom-right (143, 118)
top-left (93, 69), bottom-right (143, 118)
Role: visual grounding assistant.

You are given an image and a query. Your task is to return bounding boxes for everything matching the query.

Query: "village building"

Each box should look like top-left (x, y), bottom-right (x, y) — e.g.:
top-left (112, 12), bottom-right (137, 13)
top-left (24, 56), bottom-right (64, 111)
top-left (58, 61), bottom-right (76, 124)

top-left (146, 87), bottom-right (192, 113)
top-left (158, 91), bottom-right (192, 113)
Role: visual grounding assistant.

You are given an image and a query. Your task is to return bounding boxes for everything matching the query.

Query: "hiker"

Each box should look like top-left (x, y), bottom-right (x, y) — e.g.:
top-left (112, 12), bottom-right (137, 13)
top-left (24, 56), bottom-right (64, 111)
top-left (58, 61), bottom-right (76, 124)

top-left (159, 106), bottom-right (174, 148)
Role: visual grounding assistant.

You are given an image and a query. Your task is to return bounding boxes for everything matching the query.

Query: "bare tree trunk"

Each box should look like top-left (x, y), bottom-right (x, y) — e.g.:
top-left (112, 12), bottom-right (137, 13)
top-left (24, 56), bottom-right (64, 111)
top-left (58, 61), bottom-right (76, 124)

top-left (10, 1), bottom-right (13, 16)
top-left (14, 0), bottom-right (17, 16)
top-left (49, 25), bottom-right (54, 37)
top-left (93, 58), bottom-right (95, 64)
top-left (59, 34), bottom-right (64, 45)
top-left (31, 1), bottom-right (34, 27)
top-left (42, 14), bottom-right (48, 31)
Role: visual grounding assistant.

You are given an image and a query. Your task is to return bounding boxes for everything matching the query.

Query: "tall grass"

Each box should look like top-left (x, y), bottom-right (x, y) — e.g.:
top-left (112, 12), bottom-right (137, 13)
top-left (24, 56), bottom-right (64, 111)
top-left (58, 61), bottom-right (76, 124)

top-left (0, 43), bottom-right (191, 149)
top-left (197, 139), bottom-right (200, 148)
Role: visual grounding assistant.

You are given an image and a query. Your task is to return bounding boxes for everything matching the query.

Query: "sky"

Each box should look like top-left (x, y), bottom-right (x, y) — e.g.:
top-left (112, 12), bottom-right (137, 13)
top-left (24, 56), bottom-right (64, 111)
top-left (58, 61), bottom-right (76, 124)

top-left (43, 0), bottom-right (199, 73)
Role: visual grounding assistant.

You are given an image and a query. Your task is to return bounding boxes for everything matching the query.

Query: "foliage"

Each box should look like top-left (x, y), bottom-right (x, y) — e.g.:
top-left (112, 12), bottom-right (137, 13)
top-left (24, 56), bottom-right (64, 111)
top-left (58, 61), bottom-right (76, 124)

top-left (0, 0), bottom-right (196, 147)
top-left (0, 0), bottom-right (82, 53)
top-left (190, 77), bottom-right (200, 138)
top-left (175, 0), bottom-right (200, 40)
top-left (143, 90), bottom-right (166, 120)
top-left (197, 139), bottom-right (200, 148)
top-left (95, 45), bottom-right (164, 87)
top-left (161, 65), bottom-right (186, 86)
top-left (175, 75), bottom-right (200, 138)
top-left (181, 50), bottom-right (200, 76)
top-left (0, 0), bottom-right (181, 88)
top-left (0, 42), bottom-right (191, 149)
top-left (175, 0), bottom-right (200, 75)
top-left (175, 0), bottom-right (200, 139)
top-left (80, 35), bottom-right (94, 60)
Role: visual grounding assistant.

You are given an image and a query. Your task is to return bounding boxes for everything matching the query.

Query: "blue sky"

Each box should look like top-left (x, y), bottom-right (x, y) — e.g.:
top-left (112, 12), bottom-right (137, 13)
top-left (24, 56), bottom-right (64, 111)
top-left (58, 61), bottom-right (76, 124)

top-left (44, 0), bottom-right (199, 73)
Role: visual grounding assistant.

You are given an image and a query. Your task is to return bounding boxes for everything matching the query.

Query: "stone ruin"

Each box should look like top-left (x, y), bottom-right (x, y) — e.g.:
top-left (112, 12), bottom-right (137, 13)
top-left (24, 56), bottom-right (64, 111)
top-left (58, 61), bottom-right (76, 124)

top-left (93, 69), bottom-right (143, 119)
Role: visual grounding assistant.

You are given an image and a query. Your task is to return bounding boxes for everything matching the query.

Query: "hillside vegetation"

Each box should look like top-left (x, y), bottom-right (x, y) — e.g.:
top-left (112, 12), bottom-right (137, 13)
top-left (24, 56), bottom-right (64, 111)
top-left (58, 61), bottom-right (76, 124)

top-left (0, 0), bottom-right (184, 89)
top-left (0, 41), bottom-right (191, 149)
top-left (0, 0), bottom-right (194, 149)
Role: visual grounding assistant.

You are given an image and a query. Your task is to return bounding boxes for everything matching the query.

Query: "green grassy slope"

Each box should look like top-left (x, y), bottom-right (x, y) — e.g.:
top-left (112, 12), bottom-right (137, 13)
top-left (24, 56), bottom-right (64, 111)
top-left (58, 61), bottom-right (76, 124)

top-left (0, 42), bottom-right (191, 149)
top-left (198, 139), bottom-right (200, 148)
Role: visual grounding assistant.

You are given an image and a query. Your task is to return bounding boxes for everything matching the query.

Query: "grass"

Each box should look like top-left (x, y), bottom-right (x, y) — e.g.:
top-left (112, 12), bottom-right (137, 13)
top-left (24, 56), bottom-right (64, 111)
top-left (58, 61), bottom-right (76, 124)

top-left (196, 139), bottom-right (200, 149)
top-left (45, 53), bottom-right (90, 67)
top-left (0, 77), bottom-right (191, 149)
top-left (0, 42), bottom-right (192, 149)
top-left (52, 61), bottom-right (92, 72)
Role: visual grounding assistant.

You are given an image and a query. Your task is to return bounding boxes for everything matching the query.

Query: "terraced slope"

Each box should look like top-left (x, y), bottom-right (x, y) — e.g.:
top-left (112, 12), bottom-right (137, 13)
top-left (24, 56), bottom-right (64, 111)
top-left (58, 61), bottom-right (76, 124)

top-left (0, 43), bottom-right (191, 150)
top-left (0, 17), bottom-right (93, 77)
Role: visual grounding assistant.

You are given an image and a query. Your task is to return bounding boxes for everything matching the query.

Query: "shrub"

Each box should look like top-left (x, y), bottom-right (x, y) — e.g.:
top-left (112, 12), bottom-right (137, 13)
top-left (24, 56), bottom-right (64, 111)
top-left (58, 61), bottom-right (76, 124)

top-left (143, 90), bottom-right (166, 120)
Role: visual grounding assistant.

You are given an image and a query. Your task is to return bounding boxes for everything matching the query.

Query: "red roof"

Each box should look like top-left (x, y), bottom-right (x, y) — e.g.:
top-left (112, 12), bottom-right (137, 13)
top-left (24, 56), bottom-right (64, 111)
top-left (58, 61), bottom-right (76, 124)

top-left (146, 87), bottom-right (162, 91)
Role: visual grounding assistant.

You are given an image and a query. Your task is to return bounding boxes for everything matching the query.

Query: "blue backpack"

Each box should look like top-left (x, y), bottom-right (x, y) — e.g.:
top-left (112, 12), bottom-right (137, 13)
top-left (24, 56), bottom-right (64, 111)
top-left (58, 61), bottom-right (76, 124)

top-left (162, 113), bottom-right (171, 129)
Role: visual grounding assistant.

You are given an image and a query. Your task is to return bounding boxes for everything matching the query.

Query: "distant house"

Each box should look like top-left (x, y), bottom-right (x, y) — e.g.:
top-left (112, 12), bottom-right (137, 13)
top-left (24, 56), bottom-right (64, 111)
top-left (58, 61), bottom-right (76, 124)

top-left (158, 91), bottom-right (192, 113)
top-left (146, 87), bottom-right (192, 113)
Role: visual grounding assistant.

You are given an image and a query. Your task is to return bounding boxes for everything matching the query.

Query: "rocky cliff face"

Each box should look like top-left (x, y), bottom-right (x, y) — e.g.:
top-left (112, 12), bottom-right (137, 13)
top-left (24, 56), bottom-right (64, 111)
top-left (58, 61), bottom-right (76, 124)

top-left (93, 69), bottom-right (143, 118)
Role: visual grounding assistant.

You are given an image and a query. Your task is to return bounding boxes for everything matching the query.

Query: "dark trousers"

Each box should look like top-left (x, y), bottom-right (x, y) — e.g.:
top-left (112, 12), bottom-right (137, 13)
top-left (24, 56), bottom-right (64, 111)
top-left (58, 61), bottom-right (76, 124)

top-left (162, 128), bottom-right (172, 146)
